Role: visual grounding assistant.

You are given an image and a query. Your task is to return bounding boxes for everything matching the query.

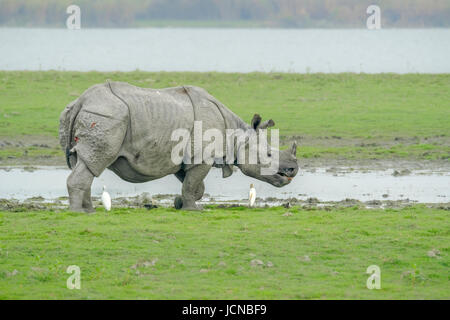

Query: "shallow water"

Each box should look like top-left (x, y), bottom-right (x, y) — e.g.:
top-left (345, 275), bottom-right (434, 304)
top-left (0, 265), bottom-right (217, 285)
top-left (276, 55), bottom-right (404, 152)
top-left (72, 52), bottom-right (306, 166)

top-left (0, 166), bottom-right (448, 203)
top-left (1, 28), bottom-right (449, 73)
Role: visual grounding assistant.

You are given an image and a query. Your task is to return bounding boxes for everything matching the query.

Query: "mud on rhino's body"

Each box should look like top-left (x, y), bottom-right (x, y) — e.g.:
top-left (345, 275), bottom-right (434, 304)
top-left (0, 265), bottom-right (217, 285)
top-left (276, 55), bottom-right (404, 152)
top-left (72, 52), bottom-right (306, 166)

top-left (59, 81), bottom-right (299, 212)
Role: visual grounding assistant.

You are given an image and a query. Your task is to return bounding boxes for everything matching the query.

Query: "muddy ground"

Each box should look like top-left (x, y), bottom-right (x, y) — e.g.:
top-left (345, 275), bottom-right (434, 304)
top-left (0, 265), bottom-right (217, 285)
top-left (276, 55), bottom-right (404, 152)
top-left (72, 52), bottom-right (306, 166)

top-left (1, 135), bottom-right (449, 169)
top-left (1, 193), bottom-right (449, 212)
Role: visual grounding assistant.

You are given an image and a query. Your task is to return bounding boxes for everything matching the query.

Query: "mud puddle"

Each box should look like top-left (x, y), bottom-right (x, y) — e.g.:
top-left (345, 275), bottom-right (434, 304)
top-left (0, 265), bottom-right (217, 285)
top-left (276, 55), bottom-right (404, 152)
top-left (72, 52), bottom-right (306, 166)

top-left (0, 166), bottom-right (448, 208)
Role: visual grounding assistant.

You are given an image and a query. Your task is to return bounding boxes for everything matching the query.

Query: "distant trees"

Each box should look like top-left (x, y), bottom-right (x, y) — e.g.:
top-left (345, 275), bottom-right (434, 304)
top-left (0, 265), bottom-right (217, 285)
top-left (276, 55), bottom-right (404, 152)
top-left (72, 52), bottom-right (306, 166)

top-left (0, 0), bottom-right (448, 28)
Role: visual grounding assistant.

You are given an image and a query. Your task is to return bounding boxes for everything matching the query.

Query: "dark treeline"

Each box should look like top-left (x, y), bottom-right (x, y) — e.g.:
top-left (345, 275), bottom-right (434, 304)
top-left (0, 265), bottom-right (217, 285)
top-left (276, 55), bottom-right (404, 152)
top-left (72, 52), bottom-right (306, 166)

top-left (1, 0), bottom-right (449, 28)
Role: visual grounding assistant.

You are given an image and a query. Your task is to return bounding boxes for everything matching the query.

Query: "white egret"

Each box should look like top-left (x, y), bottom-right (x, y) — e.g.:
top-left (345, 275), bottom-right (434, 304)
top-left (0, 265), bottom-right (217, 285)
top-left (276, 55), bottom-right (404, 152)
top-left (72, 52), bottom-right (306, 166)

top-left (101, 185), bottom-right (112, 211)
top-left (249, 183), bottom-right (256, 207)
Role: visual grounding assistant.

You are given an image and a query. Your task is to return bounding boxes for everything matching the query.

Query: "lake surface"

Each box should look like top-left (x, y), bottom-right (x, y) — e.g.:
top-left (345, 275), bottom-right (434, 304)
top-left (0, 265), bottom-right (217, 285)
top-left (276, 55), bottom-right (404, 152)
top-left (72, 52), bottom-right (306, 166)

top-left (1, 28), bottom-right (449, 73)
top-left (0, 167), bottom-right (448, 203)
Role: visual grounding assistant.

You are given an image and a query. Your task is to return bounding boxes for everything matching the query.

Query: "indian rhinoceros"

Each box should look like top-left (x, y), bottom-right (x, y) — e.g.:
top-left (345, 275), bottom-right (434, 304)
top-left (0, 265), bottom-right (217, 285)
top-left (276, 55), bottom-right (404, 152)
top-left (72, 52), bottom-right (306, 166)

top-left (59, 81), bottom-right (299, 212)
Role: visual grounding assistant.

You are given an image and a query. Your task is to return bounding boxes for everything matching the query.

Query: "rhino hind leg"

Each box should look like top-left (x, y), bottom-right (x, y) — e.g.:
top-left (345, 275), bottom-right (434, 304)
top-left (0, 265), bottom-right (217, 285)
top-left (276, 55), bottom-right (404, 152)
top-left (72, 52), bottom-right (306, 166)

top-left (175, 165), bottom-right (210, 210)
top-left (67, 159), bottom-right (95, 213)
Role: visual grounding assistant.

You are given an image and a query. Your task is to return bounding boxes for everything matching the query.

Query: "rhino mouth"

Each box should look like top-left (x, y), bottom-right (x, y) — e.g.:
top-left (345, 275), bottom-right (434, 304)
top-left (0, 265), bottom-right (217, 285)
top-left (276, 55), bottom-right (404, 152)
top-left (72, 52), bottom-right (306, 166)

top-left (278, 166), bottom-right (297, 180)
top-left (272, 169), bottom-right (297, 187)
top-left (277, 171), bottom-right (293, 181)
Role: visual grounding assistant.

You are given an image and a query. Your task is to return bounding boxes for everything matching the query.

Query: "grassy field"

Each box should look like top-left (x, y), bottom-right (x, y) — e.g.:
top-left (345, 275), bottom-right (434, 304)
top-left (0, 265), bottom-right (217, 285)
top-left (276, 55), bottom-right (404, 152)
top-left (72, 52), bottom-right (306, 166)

top-left (0, 71), bottom-right (449, 164)
top-left (1, 72), bottom-right (448, 300)
top-left (0, 206), bottom-right (448, 299)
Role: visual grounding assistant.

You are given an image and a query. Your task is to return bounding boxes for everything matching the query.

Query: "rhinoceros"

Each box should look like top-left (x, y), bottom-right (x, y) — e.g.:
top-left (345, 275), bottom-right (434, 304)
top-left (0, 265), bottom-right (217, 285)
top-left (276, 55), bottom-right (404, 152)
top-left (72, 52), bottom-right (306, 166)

top-left (59, 81), bottom-right (299, 212)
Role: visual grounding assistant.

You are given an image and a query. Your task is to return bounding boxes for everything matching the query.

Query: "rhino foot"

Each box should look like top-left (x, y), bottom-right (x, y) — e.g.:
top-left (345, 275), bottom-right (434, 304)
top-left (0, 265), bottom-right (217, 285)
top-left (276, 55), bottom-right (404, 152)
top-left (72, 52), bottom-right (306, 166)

top-left (174, 196), bottom-right (203, 211)
top-left (69, 205), bottom-right (95, 214)
top-left (174, 196), bottom-right (183, 210)
top-left (182, 204), bottom-right (203, 211)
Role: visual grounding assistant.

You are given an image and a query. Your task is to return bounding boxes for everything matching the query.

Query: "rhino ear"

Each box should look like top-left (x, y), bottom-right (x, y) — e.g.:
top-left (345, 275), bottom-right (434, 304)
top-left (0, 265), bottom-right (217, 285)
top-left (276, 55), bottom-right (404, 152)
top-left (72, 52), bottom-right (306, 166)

top-left (258, 119), bottom-right (275, 130)
top-left (251, 114), bottom-right (262, 130)
top-left (291, 141), bottom-right (297, 156)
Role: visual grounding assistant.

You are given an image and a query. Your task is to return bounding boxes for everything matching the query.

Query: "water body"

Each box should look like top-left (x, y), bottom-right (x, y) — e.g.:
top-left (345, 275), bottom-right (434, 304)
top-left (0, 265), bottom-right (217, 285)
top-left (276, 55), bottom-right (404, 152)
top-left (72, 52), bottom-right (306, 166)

top-left (0, 167), bottom-right (448, 203)
top-left (1, 28), bottom-right (449, 73)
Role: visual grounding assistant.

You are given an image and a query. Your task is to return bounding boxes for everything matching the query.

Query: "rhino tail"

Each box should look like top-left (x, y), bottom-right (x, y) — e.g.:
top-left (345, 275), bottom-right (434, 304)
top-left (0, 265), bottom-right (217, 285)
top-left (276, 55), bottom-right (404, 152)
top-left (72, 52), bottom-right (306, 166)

top-left (59, 98), bottom-right (84, 169)
top-left (65, 146), bottom-right (72, 169)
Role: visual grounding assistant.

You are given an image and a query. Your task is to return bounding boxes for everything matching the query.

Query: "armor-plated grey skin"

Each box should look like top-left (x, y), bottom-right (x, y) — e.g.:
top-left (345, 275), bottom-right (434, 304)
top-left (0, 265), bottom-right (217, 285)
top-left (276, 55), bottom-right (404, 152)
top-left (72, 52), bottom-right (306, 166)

top-left (59, 81), bottom-right (299, 212)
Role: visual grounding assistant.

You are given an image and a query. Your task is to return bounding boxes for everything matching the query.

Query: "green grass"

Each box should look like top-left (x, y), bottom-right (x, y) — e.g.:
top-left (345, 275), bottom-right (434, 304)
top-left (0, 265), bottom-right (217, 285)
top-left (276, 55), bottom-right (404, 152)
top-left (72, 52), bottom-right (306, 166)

top-left (0, 206), bottom-right (449, 299)
top-left (0, 71), bottom-right (449, 162)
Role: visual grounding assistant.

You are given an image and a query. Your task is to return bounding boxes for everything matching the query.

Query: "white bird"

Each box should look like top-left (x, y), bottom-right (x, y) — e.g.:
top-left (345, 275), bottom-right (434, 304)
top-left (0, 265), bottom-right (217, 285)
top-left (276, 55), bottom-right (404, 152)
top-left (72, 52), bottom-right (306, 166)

top-left (101, 185), bottom-right (111, 211)
top-left (249, 183), bottom-right (256, 207)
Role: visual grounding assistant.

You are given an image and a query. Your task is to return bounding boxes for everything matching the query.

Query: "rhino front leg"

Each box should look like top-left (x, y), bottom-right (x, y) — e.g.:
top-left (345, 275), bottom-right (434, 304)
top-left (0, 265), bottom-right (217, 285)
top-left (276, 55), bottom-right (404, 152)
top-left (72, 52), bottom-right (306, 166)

top-left (175, 170), bottom-right (205, 200)
top-left (67, 159), bottom-right (95, 213)
top-left (179, 165), bottom-right (210, 210)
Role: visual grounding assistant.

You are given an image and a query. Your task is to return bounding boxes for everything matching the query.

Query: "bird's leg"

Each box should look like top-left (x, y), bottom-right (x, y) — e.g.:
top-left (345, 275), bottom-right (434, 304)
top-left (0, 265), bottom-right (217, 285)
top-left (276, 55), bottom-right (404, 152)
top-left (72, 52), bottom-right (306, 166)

top-left (67, 159), bottom-right (95, 213)
top-left (180, 164), bottom-right (211, 210)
